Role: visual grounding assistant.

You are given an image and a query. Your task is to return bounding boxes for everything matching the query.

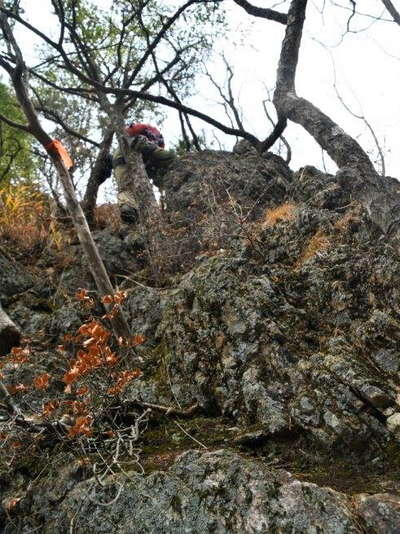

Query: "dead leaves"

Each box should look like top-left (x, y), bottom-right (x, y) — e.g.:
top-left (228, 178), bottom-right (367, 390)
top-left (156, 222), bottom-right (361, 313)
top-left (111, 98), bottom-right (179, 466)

top-left (33, 373), bottom-right (50, 390)
top-left (107, 369), bottom-right (141, 395)
top-left (68, 415), bottom-right (93, 437)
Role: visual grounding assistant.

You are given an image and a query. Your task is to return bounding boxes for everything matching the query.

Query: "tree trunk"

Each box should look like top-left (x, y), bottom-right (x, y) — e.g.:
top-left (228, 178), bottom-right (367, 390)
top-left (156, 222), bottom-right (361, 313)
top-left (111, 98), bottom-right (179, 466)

top-left (273, 0), bottom-right (400, 235)
top-left (82, 128), bottom-right (114, 226)
top-left (0, 302), bottom-right (20, 356)
top-left (51, 156), bottom-right (131, 339)
top-left (121, 140), bottom-right (160, 225)
top-left (100, 101), bottom-right (161, 227)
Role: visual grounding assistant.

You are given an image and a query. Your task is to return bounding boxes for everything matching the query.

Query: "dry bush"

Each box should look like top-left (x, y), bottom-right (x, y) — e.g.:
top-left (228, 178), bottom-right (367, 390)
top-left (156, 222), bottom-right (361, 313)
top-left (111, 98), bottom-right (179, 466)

top-left (94, 203), bottom-right (122, 231)
top-left (333, 208), bottom-right (361, 232)
top-left (0, 290), bottom-right (145, 476)
top-left (146, 186), bottom-right (247, 284)
top-left (294, 229), bottom-right (330, 269)
top-left (0, 184), bottom-right (63, 253)
top-left (263, 202), bottom-right (296, 228)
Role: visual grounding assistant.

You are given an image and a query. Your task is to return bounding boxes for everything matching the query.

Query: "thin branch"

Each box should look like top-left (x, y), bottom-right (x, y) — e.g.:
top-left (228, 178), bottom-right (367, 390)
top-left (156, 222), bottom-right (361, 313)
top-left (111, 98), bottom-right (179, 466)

top-left (0, 111), bottom-right (31, 132)
top-left (2, 3), bottom-right (260, 147)
top-left (232, 0), bottom-right (288, 24)
top-left (262, 97), bottom-right (291, 163)
top-left (331, 66), bottom-right (385, 176)
top-left (126, 0), bottom-right (199, 85)
top-left (33, 104), bottom-right (101, 148)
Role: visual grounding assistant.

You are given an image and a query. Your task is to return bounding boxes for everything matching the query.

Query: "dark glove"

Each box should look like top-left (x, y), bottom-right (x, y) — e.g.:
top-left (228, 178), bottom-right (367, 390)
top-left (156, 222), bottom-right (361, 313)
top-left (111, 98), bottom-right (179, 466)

top-left (98, 153), bottom-right (113, 183)
top-left (129, 135), bottom-right (157, 154)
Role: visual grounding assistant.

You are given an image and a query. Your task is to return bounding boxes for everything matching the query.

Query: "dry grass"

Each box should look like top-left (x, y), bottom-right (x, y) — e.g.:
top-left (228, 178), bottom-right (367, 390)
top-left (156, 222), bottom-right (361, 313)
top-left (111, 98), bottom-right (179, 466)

top-left (0, 185), bottom-right (63, 254)
top-left (263, 202), bottom-right (296, 228)
top-left (334, 210), bottom-right (360, 231)
top-left (94, 203), bottom-right (122, 231)
top-left (294, 229), bottom-right (330, 270)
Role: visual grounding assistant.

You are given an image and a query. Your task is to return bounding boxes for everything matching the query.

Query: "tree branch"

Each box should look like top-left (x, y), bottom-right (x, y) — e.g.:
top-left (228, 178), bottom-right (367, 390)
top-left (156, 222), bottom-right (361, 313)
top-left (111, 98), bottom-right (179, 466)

top-left (232, 0), bottom-right (288, 24)
top-left (0, 111), bottom-right (31, 133)
top-left (380, 0), bottom-right (400, 26)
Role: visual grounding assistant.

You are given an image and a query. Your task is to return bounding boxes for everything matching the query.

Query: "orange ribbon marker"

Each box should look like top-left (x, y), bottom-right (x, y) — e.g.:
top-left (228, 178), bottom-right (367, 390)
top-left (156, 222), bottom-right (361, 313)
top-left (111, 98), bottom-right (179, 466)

top-left (45, 139), bottom-right (74, 170)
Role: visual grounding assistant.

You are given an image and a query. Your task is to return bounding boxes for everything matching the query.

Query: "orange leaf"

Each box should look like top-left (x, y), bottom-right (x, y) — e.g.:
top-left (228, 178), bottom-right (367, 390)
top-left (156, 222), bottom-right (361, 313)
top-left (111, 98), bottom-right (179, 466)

top-left (102, 294), bottom-right (114, 304)
top-left (107, 369), bottom-right (141, 395)
top-left (63, 367), bottom-right (80, 384)
top-left (42, 400), bottom-right (60, 417)
top-left (75, 289), bottom-right (89, 301)
top-left (68, 415), bottom-right (92, 437)
top-left (105, 352), bottom-right (119, 367)
top-left (33, 373), bottom-right (50, 390)
top-left (7, 383), bottom-right (28, 394)
top-left (10, 346), bottom-right (30, 364)
top-left (114, 291), bottom-right (127, 304)
top-left (76, 385), bottom-right (89, 397)
top-left (131, 334), bottom-right (145, 346)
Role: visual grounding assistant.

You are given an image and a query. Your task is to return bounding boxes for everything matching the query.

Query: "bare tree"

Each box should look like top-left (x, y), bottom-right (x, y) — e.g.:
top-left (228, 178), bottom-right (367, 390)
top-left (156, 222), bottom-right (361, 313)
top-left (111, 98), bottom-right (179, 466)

top-left (232, 0), bottom-right (400, 236)
top-left (0, 4), bottom-right (131, 340)
top-left (2, 0), bottom-right (400, 238)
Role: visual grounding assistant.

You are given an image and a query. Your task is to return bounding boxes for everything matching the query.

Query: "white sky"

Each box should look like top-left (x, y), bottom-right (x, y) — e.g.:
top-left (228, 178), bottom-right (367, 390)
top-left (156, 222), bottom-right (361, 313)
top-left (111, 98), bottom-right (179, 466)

top-left (12, 0), bottom-right (400, 181)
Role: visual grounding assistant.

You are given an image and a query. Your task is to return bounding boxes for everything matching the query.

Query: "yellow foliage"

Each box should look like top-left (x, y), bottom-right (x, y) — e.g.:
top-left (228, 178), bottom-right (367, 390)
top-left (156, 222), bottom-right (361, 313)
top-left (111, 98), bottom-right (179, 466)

top-left (263, 202), bottom-right (296, 228)
top-left (0, 185), bottom-right (63, 253)
top-left (295, 229), bottom-right (330, 269)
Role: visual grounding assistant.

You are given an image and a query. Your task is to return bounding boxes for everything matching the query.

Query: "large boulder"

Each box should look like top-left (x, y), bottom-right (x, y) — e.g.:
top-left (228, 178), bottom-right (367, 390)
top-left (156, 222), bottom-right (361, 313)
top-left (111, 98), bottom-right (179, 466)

top-left (16, 450), bottom-right (362, 533)
top-left (153, 166), bottom-right (400, 454)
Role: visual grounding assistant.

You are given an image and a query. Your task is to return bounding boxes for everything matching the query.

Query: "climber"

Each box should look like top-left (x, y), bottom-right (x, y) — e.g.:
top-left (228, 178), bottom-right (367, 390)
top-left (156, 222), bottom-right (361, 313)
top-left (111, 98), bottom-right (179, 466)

top-left (112, 122), bottom-right (175, 224)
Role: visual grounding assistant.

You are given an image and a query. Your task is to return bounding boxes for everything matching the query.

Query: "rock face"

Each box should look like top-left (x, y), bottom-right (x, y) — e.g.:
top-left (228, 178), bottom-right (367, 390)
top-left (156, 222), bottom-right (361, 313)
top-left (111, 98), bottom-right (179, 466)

top-left (2, 149), bottom-right (400, 532)
top-left (155, 150), bottom-right (293, 274)
top-left (150, 163), bottom-right (400, 456)
top-left (10, 450), bottom-right (400, 533)
top-left (0, 302), bottom-right (20, 355)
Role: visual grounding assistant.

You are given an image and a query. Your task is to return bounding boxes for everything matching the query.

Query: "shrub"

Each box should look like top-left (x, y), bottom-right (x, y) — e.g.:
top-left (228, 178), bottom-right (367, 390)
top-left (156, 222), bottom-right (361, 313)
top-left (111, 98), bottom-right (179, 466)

top-left (263, 202), bottom-right (296, 228)
top-left (0, 184), bottom-right (63, 253)
top-left (294, 229), bottom-right (330, 269)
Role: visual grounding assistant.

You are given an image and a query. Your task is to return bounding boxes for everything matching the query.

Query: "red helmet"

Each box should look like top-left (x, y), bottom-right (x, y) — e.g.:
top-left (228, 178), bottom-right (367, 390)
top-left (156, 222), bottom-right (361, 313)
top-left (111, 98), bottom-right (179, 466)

top-left (125, 122), bottom-right (165, 148)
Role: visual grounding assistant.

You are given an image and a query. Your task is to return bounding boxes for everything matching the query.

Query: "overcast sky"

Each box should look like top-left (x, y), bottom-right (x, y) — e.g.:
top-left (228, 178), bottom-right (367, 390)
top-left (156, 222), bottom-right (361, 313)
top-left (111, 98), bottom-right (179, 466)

top-left (14, 0), bottom-right (400, 181)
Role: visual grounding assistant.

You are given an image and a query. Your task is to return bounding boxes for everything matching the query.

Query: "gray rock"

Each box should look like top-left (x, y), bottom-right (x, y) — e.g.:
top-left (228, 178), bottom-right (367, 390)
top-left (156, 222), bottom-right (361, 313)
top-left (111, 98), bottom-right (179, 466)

top-left (0, 252), bottom-right (35, 299)
top-left (355, 493), bottom-right (400, 533)
top-left (26, 450), bottom-right (360, 534)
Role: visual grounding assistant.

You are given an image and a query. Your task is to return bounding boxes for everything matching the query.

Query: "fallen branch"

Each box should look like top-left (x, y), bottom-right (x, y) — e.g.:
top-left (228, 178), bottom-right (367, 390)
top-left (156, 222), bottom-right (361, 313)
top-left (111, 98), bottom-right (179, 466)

top-left (126, 400), bottom-right (200, 418)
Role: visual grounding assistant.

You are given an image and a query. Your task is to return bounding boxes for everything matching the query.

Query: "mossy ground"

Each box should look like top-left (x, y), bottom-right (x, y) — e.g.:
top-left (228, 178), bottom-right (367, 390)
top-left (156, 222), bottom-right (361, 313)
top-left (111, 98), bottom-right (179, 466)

top-left (133, 415), bottom-right (400, 495)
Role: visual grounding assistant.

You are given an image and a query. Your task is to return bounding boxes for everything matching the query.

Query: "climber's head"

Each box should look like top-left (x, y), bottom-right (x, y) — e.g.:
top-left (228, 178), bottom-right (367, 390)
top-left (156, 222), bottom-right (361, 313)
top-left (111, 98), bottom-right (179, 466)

top-left (125, 122), bottom-right (165, 148)
top-left (125, 123), bottom-right (146, 137)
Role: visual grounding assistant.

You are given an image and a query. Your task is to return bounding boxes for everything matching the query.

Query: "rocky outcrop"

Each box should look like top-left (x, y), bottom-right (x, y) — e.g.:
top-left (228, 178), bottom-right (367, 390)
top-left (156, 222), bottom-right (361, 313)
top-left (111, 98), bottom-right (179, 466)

top-left (2, 150), bottom-right (400, 532)
top-left (0, 251), bottom-right (35, 299)
top-left (8, 449), bottom-right (400, 533)
top-left (134, 164), bottom-right (400, 457)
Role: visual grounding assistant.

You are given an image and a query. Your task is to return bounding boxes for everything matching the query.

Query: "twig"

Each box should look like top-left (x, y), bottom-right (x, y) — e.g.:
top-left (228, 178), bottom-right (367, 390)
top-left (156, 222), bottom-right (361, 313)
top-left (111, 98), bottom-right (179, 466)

top-left (129, 400), bottom-right (200, 418)
top-left (173, 420), bottom-right (208, 449)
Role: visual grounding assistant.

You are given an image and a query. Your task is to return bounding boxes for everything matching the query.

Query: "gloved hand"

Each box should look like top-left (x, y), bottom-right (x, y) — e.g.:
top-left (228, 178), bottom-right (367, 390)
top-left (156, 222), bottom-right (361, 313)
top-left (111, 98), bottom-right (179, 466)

top-left (129, 135), bottom-right (157, 154)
